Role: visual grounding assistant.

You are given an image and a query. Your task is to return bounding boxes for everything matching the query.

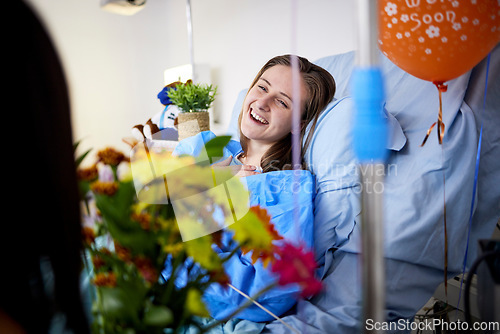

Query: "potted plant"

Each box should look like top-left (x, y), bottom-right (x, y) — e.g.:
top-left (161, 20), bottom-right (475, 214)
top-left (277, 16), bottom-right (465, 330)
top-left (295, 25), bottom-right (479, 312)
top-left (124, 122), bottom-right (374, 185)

top-left (167, 80), bottom-right (217, 141)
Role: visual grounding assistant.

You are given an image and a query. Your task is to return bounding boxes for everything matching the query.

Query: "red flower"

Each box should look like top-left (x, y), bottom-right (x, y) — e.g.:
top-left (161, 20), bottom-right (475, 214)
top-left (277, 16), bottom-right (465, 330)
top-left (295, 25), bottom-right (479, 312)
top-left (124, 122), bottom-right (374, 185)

top-left (133, 256), bottom-right (158, 284)
top-left (271, 242), bottom-right (322, 297)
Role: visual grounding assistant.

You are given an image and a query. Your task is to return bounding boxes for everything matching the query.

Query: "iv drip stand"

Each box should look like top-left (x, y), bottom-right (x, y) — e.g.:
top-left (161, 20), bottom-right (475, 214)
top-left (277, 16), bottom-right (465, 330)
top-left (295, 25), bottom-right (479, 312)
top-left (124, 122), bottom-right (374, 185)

top-left (185, 0), bottom-right (195, 81)
top-left (352, 1), bottom-right (388, 332)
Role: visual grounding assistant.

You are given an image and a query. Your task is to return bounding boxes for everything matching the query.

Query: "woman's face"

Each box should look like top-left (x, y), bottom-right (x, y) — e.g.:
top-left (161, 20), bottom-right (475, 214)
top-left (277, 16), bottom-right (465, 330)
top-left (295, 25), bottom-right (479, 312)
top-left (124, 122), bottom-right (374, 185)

top-left (240, 65), bottom-right (308, 146)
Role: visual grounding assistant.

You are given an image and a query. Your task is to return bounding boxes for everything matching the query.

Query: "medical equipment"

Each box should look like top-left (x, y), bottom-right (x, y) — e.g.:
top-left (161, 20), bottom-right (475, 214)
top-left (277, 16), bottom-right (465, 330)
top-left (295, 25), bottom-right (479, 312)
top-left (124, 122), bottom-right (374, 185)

top-left (352, 1), bottom-right (387, 331)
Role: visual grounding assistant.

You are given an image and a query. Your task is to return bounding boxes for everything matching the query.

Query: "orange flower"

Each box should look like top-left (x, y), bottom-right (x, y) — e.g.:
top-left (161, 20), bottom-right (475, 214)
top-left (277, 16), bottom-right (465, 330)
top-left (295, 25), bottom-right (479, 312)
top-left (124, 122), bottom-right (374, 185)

top-left (97, 147), bottom-right (126, 166)
top-left (131, 212), bottom-right (152, 230)
top-left (114, 242), bottom-right (132, 262)
top-left (77, 164), bottom-right (98, 181)
top-left (248, 206), bottom-right (282, 242)
top-left (230, 206), bottom-right (283, 267)
top-left (82, 227), bottom-right (96, 245)
top-left (93, 272), bottom-right (117, 287)
top-left (91, 254), bottom-right (106, 270)
top-left (90, 181), bottom-right (119, 196)
top-left (239, 244), bottom-right (276, 268)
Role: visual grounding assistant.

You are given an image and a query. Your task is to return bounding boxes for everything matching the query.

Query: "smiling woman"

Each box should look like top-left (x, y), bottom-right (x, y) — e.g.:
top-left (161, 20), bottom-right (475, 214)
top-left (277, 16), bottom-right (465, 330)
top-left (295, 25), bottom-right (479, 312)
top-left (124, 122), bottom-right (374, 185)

top-left (240, 65), bottom-right (306, 158)
top-left (237, 55), bottom-right (336, 172)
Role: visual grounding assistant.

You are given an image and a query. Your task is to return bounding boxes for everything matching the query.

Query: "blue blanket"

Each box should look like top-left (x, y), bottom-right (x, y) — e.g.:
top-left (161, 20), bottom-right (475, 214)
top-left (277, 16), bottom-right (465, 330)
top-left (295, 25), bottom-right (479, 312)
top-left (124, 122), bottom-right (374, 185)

top-left (165, 131), bottom-right (316, 324)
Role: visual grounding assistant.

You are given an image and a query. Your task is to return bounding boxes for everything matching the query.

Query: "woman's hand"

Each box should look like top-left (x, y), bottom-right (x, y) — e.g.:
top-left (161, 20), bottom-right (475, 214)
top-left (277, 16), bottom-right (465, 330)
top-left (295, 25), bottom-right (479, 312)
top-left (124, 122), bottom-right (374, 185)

top-left (212, 156), bottom-right (260, 177)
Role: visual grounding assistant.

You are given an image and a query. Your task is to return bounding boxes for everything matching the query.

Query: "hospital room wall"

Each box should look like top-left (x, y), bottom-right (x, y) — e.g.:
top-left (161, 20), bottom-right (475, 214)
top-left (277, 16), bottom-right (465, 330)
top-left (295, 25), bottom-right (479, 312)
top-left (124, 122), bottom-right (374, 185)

top-left (25, 0), bottom-right (356, 157)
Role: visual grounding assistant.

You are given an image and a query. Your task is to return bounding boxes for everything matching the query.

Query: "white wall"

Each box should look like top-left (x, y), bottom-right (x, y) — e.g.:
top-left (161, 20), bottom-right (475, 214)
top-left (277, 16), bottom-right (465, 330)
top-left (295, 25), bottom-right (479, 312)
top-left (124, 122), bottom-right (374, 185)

top-left (25, 0), bottom-right (356, 156)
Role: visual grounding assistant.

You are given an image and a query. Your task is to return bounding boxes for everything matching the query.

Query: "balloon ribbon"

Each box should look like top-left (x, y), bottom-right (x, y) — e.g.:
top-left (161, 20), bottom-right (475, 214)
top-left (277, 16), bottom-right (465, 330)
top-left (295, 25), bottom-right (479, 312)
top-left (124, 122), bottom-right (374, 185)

top-left (442, 159), bottom-right (448, 300)
top-left (421, 82), bottom-right (449, 298)
top-left (420, 83), bottom-right (448, 146)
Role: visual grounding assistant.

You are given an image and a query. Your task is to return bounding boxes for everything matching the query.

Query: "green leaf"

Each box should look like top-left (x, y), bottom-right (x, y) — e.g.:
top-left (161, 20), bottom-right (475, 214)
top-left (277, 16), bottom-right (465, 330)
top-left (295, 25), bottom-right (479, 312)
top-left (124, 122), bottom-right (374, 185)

top-left (73, 139), bottom-right (83, 152)
top-left (93, 181), bottom-right (158, 256)
top-left (73, 139), bottom-right (92, 167)
top-left (94, 181), bottom-right (136, 225)
top-left (167, 81), bottom-right (217, 113)
top-left (75, 148), bottom-right (92, 168)
top-left (203, 135), bottom-right (232, 162)
top-left (103, 217), bottom-right (154, 256)
top-left (143, 304), bottom-right (173, 327)
top-left (99, 286), bottom-right (140, 320)
top-left (78, 180), bottom-right (92, 199)
top-left (184, 235), bottom-right (223, 271)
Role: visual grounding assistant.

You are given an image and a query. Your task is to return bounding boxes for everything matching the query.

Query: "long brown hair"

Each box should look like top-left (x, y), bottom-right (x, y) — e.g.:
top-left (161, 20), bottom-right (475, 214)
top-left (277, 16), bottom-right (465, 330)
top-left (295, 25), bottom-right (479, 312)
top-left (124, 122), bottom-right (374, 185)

top-left (238, 55), bottom-right (335, 172)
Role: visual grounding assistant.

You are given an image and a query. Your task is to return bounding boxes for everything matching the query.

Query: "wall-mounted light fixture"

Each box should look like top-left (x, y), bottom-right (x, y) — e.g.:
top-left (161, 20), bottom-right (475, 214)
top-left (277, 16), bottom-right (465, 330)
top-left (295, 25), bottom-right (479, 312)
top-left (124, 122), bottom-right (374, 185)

top-left (163, 63), bottom-right (210, 86)
top-left (100, 0), bottom-right (146, 16)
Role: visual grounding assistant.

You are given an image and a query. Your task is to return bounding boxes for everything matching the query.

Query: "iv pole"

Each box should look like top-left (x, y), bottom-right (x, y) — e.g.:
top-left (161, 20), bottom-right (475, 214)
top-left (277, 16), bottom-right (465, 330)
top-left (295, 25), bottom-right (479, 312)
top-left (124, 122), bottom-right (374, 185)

top-left (185, 0), bottom-right (196, 81)
top-left (352, 0), bottom-right (387, 332)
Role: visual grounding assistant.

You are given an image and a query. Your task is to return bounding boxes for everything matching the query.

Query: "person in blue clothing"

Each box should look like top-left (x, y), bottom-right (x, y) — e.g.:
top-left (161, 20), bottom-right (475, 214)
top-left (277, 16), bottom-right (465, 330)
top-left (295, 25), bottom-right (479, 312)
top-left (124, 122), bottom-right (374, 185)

top-left (169, 54), bottom-right (335, 330)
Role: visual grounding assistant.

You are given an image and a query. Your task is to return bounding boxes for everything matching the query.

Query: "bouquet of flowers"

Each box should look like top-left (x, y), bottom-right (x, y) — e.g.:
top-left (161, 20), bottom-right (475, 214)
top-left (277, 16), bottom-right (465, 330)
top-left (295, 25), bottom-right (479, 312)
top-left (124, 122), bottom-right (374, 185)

top-left (76, 137), bottom-right (321, 334)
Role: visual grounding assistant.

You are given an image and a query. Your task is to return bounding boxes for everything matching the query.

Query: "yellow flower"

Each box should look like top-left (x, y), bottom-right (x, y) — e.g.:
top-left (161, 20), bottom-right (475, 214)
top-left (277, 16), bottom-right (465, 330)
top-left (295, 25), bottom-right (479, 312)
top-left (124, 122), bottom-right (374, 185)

top-left (185, 288), bottom-right (209, 317)
top-left (163, 243), bottom-right (184, 256)
top-left (159, 216), bottom-right (178, 232)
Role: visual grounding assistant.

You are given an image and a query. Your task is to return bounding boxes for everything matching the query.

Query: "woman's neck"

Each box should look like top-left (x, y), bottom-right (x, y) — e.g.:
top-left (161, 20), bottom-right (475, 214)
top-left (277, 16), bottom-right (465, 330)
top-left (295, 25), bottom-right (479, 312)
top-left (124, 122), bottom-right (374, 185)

top-left (242, 141), bottom-right (272, 167)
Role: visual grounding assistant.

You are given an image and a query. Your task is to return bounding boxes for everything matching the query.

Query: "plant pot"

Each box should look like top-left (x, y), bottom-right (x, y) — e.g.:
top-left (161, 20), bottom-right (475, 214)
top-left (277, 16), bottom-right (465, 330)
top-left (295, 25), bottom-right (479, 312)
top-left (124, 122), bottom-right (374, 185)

top-left (177, 111), bottom-right (210, 141)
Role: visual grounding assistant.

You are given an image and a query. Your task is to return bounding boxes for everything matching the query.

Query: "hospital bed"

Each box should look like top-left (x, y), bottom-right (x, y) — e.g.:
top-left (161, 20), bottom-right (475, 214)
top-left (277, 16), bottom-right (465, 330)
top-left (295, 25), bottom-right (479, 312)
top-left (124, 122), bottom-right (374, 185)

top-left (225, 44), bottom-right (500, 333)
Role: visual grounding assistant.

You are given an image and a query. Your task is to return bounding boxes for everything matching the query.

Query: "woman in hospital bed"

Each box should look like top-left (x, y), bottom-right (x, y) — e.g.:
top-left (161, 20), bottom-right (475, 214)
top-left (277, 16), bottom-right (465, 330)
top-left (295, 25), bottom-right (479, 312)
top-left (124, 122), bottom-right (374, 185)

top-left (166, 54), bottom-right (335, 330)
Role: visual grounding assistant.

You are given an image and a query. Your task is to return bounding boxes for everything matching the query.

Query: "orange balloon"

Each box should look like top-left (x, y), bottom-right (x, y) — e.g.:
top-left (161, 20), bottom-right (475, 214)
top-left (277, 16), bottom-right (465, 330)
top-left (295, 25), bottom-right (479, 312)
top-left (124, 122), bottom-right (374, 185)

top-left (378, 0), bottom-right (500, 84)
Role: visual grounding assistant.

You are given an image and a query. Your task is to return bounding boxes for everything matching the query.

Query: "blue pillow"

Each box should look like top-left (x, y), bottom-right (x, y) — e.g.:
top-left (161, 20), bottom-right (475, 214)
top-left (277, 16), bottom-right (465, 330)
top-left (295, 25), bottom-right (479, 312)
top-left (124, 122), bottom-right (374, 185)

top-left (311, 50), bottom-right (477, 271)
top-left (225, 88), bottom-right (247, 140)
